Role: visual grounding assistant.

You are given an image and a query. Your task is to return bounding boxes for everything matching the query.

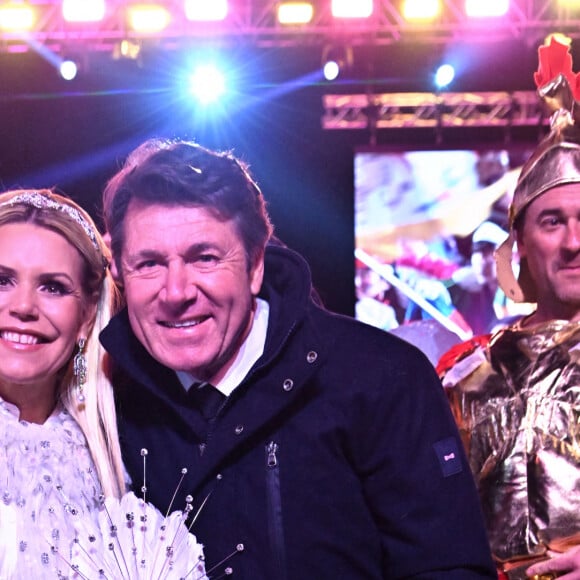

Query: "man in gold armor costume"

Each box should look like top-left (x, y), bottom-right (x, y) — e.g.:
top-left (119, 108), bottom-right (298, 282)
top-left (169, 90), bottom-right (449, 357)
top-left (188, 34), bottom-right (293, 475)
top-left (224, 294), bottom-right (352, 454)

top-left (439, 38), bottom-right (580, 580)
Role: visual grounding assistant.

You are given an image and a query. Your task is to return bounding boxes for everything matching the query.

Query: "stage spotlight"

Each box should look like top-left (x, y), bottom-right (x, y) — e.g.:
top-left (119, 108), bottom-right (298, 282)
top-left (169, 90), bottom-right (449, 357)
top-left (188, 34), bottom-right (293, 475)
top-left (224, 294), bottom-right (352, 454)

top-left (402, 0), bottom-right (441, 20)
top-left (112, 39), bottom-right (142, 61)
top-left (0, 2), bottom-right (35, 32)
top-left (323, 60), bottom-right (340, 81)
top-left (59, 59), bottom-right (78, 81)
top-left (322, 45), bottom-right (353, 81)
top-left (465, 0), bottom-right (508, 17)
top-left (189, 64), bottom-right (226, 104)
top-left (435, 64), bottom-right (455, 89)
top-left (62, 0), bottom-right (105, 23)
top-left (278, 2), bottom-right (314, 24)
top-left (331, 0), bottom-right (372, 18)
top-left (185, 0), bottom-right (228, 21)
top-left (127, 4), bottom-right (171, 33)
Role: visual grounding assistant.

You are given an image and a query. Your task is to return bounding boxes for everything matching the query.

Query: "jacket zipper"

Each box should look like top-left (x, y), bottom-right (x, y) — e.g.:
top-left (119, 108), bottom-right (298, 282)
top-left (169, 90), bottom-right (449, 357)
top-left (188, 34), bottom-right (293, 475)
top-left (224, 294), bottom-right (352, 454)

top-left (266, 441), bottom-right (287, 580)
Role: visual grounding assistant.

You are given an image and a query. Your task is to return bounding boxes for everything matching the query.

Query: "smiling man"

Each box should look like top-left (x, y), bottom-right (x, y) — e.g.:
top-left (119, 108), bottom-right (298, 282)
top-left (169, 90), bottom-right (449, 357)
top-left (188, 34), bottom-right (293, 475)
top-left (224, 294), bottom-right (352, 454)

top-left (119, 199), bottom-right (262, 385)
top-left (100, 138), bottom-right (495, 580)
top-left (438, 41), bottom-right (580, 579)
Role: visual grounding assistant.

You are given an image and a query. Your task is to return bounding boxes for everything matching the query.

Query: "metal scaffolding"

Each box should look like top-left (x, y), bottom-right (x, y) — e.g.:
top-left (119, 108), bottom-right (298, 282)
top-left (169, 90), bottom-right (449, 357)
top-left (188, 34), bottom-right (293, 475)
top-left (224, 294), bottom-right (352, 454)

top-left (322, 90), bottom-right (547, 129)
top-left (1, 0), bottom-right (579, 54)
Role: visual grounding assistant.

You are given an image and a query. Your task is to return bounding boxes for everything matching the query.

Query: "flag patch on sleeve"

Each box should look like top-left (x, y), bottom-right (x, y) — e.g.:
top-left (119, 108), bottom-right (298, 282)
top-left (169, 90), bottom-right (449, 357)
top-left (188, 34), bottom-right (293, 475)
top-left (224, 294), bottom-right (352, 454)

top-left (433, 437), bottom-right (463, 477)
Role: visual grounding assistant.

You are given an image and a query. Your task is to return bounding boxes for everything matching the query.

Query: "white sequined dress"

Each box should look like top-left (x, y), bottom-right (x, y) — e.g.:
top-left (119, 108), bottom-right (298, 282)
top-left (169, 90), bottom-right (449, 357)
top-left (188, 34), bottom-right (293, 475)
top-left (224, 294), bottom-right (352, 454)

top-left (0, 398), bottom-right (103, 579)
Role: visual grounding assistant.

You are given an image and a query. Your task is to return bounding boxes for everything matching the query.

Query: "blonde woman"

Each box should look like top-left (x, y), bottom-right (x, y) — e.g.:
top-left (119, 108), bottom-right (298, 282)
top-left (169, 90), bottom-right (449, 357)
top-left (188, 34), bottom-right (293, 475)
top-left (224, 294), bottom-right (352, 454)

top-left (0, 189), bottom-right (205, 578)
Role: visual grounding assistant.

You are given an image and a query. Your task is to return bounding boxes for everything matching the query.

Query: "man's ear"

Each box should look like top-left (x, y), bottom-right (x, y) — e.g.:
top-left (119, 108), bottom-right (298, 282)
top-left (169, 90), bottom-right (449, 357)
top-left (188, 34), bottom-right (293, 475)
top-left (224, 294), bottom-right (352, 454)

top-left (103, 231), bottom-right (120, 281)
top-left (515, 227), bottom-right (526, 259)
top-left (250, 249), bottom-right (265, 296)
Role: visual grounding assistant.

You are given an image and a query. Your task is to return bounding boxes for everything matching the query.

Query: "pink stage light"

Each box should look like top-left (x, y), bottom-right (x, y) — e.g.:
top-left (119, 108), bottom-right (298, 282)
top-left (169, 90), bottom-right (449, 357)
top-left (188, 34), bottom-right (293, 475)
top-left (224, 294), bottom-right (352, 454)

top-left (465, 0), bottom-right (509, 17)
top-left (331, 0), bottom-right (373, 18)
top-left (184, 0), bottom-right (228, 21)
top-left (62, 0), bottom-right (105, 23)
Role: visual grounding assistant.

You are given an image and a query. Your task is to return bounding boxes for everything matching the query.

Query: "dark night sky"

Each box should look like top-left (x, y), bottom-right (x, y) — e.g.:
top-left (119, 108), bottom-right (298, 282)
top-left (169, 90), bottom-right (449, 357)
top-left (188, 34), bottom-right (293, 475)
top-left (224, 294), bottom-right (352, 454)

top-left (0, 39), bottom-right (546, 315)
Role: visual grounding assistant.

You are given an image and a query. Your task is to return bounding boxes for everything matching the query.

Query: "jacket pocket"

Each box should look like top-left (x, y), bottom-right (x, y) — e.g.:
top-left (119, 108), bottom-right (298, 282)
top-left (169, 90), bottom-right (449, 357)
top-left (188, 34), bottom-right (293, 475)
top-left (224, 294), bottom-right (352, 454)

top-left (266, 441), bottom-right (287, 580)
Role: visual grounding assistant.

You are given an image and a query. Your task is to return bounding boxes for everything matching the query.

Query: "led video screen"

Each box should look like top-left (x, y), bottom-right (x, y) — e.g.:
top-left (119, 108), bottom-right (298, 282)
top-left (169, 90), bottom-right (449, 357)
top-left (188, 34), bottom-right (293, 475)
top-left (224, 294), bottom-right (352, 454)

top-left (354, 147), bottom-right (534, 352)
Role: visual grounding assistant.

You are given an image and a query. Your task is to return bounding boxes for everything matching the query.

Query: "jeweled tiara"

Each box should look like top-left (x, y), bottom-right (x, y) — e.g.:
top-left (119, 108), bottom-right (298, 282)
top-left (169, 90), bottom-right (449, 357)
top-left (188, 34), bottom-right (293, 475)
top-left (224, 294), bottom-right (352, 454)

top-left (0, 191), bottom-right (101, 252)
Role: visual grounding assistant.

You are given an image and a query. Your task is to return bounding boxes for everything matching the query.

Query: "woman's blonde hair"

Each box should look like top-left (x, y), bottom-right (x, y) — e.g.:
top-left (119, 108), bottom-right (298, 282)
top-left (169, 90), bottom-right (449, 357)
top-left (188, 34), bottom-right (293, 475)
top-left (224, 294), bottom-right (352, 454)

top-left (0, 189), bottom-right (125, 497)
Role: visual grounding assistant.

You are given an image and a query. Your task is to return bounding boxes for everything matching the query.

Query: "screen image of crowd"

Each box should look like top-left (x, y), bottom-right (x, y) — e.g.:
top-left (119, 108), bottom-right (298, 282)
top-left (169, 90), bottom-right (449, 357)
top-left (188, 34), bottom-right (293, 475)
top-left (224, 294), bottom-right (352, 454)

top-left (354, 148), bottom-right (536, 364)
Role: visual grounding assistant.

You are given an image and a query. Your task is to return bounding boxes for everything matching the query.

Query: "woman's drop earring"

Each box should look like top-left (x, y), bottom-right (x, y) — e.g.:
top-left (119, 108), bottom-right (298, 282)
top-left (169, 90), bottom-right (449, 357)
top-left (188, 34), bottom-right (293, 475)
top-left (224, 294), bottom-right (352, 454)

top-left (74, 337), bottom-right (87, 404)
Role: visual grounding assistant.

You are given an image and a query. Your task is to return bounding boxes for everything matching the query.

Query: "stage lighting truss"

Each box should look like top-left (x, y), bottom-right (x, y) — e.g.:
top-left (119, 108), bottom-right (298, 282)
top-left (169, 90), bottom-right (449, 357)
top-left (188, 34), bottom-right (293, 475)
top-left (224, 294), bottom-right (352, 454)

top-left (0, 0), bottom-right (579, 54)
top-left (321, 91), bottom-right (546, 130)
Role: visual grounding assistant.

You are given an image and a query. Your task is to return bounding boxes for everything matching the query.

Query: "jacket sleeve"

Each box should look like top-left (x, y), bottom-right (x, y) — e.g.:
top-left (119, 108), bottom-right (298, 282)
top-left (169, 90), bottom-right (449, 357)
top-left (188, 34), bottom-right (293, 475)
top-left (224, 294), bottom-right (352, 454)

top-left (347, 343), bottom-right (496, 579)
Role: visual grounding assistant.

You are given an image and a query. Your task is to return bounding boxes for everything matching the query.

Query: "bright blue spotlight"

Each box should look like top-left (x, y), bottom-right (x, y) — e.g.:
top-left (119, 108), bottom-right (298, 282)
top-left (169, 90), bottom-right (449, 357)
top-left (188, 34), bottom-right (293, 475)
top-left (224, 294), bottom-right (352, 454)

top-left (435, 64), bottom-right (455, 89)
top-left (189, 64), bottom-right (226, 104)
top-left (59, 59), bottom-right (78, 81)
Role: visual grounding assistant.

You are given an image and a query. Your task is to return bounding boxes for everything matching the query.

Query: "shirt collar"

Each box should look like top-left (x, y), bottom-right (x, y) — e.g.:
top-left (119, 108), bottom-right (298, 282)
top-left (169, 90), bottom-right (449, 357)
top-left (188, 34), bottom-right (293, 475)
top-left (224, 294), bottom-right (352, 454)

top-left (176, 297), bottom-right (270, 396)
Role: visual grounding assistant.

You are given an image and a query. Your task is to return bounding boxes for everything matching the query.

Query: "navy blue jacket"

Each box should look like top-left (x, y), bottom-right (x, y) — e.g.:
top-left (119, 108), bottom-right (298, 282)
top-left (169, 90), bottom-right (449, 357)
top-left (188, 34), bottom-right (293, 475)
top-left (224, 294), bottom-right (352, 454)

top-left (101, 245), bottom-right (495, 579)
